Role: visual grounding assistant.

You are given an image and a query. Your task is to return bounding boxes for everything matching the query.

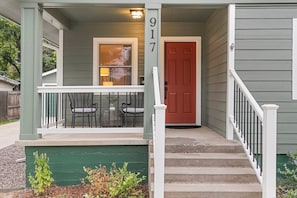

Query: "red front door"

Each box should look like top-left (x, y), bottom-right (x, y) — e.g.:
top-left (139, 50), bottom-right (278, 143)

top-left (165, 42), bottom-right (196, 124)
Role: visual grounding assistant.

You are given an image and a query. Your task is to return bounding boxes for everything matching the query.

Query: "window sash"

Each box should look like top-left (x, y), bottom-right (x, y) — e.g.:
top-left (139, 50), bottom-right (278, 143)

top-left (93, 38), bottom-right (138, 86)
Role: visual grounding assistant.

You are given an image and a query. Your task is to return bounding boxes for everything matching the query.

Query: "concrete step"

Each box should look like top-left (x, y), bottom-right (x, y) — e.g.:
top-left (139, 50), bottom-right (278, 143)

top-left (162, 183), bottom-right (262, 198)
top-left (150, 153), bottom-right (251, 167)
top-left (151, 167), bottom-right (259, 183)
top-left (165, 144), bottom-right (244, 153)
top-left (149, 128), bottom-right (262, 197)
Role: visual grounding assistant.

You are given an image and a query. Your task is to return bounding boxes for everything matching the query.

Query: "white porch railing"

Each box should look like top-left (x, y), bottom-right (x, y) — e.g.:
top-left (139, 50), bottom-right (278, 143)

top-left (228, 69), bottom-right (278, 198)
top-left (37, 85), bottom-right (144, 134)
top-left (152, 67), bottom-right (166, 198)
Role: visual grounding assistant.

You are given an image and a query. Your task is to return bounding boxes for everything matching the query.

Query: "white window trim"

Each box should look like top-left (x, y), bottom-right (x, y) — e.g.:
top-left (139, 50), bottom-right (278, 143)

top-left (293, 19), bottom-right (297, 100)
top-left (93, 37), bottom-right (138, 86)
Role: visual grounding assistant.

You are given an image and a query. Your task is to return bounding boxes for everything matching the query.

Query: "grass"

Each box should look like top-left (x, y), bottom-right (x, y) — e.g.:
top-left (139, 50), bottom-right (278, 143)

top-left (0, 119), bottom-right (18, 126)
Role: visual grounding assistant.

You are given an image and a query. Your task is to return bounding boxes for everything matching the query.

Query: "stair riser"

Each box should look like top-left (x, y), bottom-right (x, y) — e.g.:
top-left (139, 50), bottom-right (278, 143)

top-left (150, 159), bottom-right (251, 167)
top-left (162, 174), bottom-right (258, 183)
top-left (149, 130), bottom-right (262, 197)
top-left (165, 145), bottom-right (244, 153)
top-left (163, 192), bottom-right (262, 198)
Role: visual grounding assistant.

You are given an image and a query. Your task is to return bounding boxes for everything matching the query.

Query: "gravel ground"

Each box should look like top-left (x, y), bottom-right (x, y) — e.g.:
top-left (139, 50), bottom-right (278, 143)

top-left (0, 144), bottom-right (25, 190)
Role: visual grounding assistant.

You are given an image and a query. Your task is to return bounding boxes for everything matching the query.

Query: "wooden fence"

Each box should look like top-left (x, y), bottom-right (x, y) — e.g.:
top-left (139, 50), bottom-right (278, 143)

top-left (0, 91), bottom-right (20, 122)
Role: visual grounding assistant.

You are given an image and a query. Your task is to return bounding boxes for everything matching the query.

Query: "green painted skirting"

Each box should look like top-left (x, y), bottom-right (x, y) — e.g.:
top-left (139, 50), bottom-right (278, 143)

top-left (25, 145), bottom-right (148, 187)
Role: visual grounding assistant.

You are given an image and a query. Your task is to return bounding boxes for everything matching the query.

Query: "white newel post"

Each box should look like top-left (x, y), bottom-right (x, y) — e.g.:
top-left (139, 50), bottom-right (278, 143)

top-left (154, 104), bottom-right (166, 198)
top-left (262, 104), bottom-right (279, 198)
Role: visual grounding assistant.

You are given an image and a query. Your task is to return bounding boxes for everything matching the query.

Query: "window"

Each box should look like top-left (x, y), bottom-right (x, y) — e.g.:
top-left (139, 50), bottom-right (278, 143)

top-left (93, 38), bottom-right (138, 86)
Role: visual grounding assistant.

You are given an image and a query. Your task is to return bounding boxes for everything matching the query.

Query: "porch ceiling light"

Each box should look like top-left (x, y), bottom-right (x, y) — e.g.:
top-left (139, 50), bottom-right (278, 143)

top-left (130, 9), bottom-right (144, 19)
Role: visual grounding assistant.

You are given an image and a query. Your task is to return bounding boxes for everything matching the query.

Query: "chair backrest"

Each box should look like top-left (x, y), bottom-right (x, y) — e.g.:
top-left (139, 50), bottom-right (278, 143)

top-left (124, 92), bottom-right (144, 108)
top-left (68, 93), bottom-right (94, 109)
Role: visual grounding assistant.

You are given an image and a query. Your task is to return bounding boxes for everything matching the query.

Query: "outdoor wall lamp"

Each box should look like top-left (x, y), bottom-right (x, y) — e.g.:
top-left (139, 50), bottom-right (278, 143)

top-left (130, 9), bottom-right (144, 19)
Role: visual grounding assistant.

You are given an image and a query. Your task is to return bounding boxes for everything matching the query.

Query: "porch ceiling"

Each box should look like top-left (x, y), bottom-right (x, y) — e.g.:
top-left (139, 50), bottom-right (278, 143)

top-left (45, 5), bottom-right (219, 23)
top-left (0, 1), bottom-right (221, 43)
top-left (0, 0), bottom-right (59, 44)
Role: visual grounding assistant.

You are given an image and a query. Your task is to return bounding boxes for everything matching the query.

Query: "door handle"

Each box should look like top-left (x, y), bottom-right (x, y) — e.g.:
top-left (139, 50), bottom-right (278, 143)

top-left (165, 81), bottom-right (168, 100)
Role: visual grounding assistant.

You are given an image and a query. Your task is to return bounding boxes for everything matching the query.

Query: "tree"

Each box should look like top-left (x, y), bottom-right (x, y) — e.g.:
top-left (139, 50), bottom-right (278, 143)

top-left (43, 44), bottom-right (57, 73)
top-left (0, 16), bottom-right (21, 80)
top-left (0, 16), bottom-right (57, 80)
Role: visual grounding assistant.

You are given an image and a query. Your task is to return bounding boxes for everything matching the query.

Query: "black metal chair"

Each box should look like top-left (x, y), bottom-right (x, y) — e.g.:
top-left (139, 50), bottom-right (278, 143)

top-left (121, 92), bottom-right (144, 127)
top-left (68, 93), bottom-right (98, 128)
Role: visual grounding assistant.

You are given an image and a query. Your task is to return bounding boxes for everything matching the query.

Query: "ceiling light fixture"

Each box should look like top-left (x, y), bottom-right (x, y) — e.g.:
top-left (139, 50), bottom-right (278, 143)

top-left (130, 9), bottom-right (144, 19)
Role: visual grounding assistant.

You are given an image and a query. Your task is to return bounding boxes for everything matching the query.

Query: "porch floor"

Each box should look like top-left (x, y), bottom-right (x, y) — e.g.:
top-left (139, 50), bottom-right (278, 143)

top-left (16, 126), bottom-right (234, 147)
top-left (165, 126), bottom-right (239, 145)
top-left (16, 132), bottom-right (148, 146)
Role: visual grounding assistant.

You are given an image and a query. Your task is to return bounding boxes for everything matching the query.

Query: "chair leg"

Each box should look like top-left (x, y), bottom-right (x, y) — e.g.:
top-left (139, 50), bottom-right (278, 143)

top-left (133, 114), bottom-right (136, 127)
top-left (94, 113), bottom-right (97, 127)
top-left (82, 113), bottom-right (84, 128)
top-left (71, 114), bottom-right (75, 128)
top-left (124, 113), bottom-right (127, 127)
top-left (88, 114), bottom-right (91, 127)
top-left (121, 113), bottom-right (124, 127)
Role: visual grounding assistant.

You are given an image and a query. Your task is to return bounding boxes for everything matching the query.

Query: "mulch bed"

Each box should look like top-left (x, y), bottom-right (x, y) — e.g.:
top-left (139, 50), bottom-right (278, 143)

top-left (12, 184), bottom-right (149, 198)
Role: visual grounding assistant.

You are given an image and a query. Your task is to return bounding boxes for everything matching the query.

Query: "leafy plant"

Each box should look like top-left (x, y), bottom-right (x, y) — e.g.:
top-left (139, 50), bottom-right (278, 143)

top-left (0, 16), bottom-right (21, 80)
top-left (284, 189), bottom-right (297, 198)
top-left (43, 44), bottom-right (57, 73)
top-left (109, 162), bottom-right (145, 198)
top-left (82, 162), bottom-right (146, 198)
top-left (28, 151), bottom-right (54, 196)
top-left (277, 152), bottom-right (297, 198)
top-left (82, 165), bottom-right (110, 197)
top-left (0, 16), bottom-right (56, 80)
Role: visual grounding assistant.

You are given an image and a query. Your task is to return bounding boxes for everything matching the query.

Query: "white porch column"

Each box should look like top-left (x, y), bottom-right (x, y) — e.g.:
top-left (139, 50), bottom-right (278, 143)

top-left (57, 29), bottom-right (64, 86)
top-left (226, 4), bottom-right (235, 140)
top-left (20, 3), bottom-right (43, 140)
top-left (262, 104), bottom-right (278, 198)
top-left (144, 3), bottom-right (161, 139)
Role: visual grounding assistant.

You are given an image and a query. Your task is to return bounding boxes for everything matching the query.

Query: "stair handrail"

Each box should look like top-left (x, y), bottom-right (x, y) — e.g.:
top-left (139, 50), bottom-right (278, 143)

top-left (229, 68), bottom-right (278, 198)
top-left (152, 67), bottom-right (166, 198)
top-left (230, 69), bottom-right (263, 121)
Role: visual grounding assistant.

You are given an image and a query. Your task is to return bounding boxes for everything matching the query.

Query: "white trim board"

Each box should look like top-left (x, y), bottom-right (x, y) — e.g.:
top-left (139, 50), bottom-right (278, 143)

top-left (293, 18), bottom-right (297, 100)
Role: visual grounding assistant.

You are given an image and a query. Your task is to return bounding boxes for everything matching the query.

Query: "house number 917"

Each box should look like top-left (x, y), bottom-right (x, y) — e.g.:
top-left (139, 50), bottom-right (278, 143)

top-left (149, 17), bottom-right (157, 52)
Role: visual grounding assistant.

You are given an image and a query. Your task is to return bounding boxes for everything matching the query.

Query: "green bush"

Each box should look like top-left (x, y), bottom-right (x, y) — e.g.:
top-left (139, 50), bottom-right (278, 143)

top-left (28, 151), bottom-right (54, 196)
top-left (82, 162), bottom-right (145, 198)
top-left (109, 162), bottom-right (145, 198)
top-left (82, 165), bottom-right (110, 197)
top-left (284, 189), bottom-right (297, 198)
top-left (278, 152), bottom-right (297, 198)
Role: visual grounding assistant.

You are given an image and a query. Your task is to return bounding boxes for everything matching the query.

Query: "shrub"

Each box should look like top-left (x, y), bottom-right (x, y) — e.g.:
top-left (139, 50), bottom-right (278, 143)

top-left (28, 151), bottom-right (54, 196)
top-left (82, 165), bottom-right (110, 197)
top-left (109, 162), bottom-right (146, 198)
top-left (278, 152), bottom-right (297, 198)
top-left (82, 162), bottom-right (146, 198)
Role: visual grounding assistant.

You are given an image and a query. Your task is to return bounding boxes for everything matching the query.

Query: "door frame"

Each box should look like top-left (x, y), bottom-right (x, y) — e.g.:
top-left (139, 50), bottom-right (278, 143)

top-left (160, 37), bottom-right (202, 126)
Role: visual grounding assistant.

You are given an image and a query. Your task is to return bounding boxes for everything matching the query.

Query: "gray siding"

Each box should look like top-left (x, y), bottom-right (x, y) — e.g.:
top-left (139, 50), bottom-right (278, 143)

top-left (64, 22), bottom-right (144, 85)
top-left (162, 22), bottom-right (207, 125)
top-left (42, 73), bottom-right (56, 84)
top-left (64, 21), bottom-right (208, 123)
top-left (235, 4), bottom-right (297, 153)
top-left (205, 8), bottom-right (228, 137)
top-left (162, 22), bottom-right (205, 36)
